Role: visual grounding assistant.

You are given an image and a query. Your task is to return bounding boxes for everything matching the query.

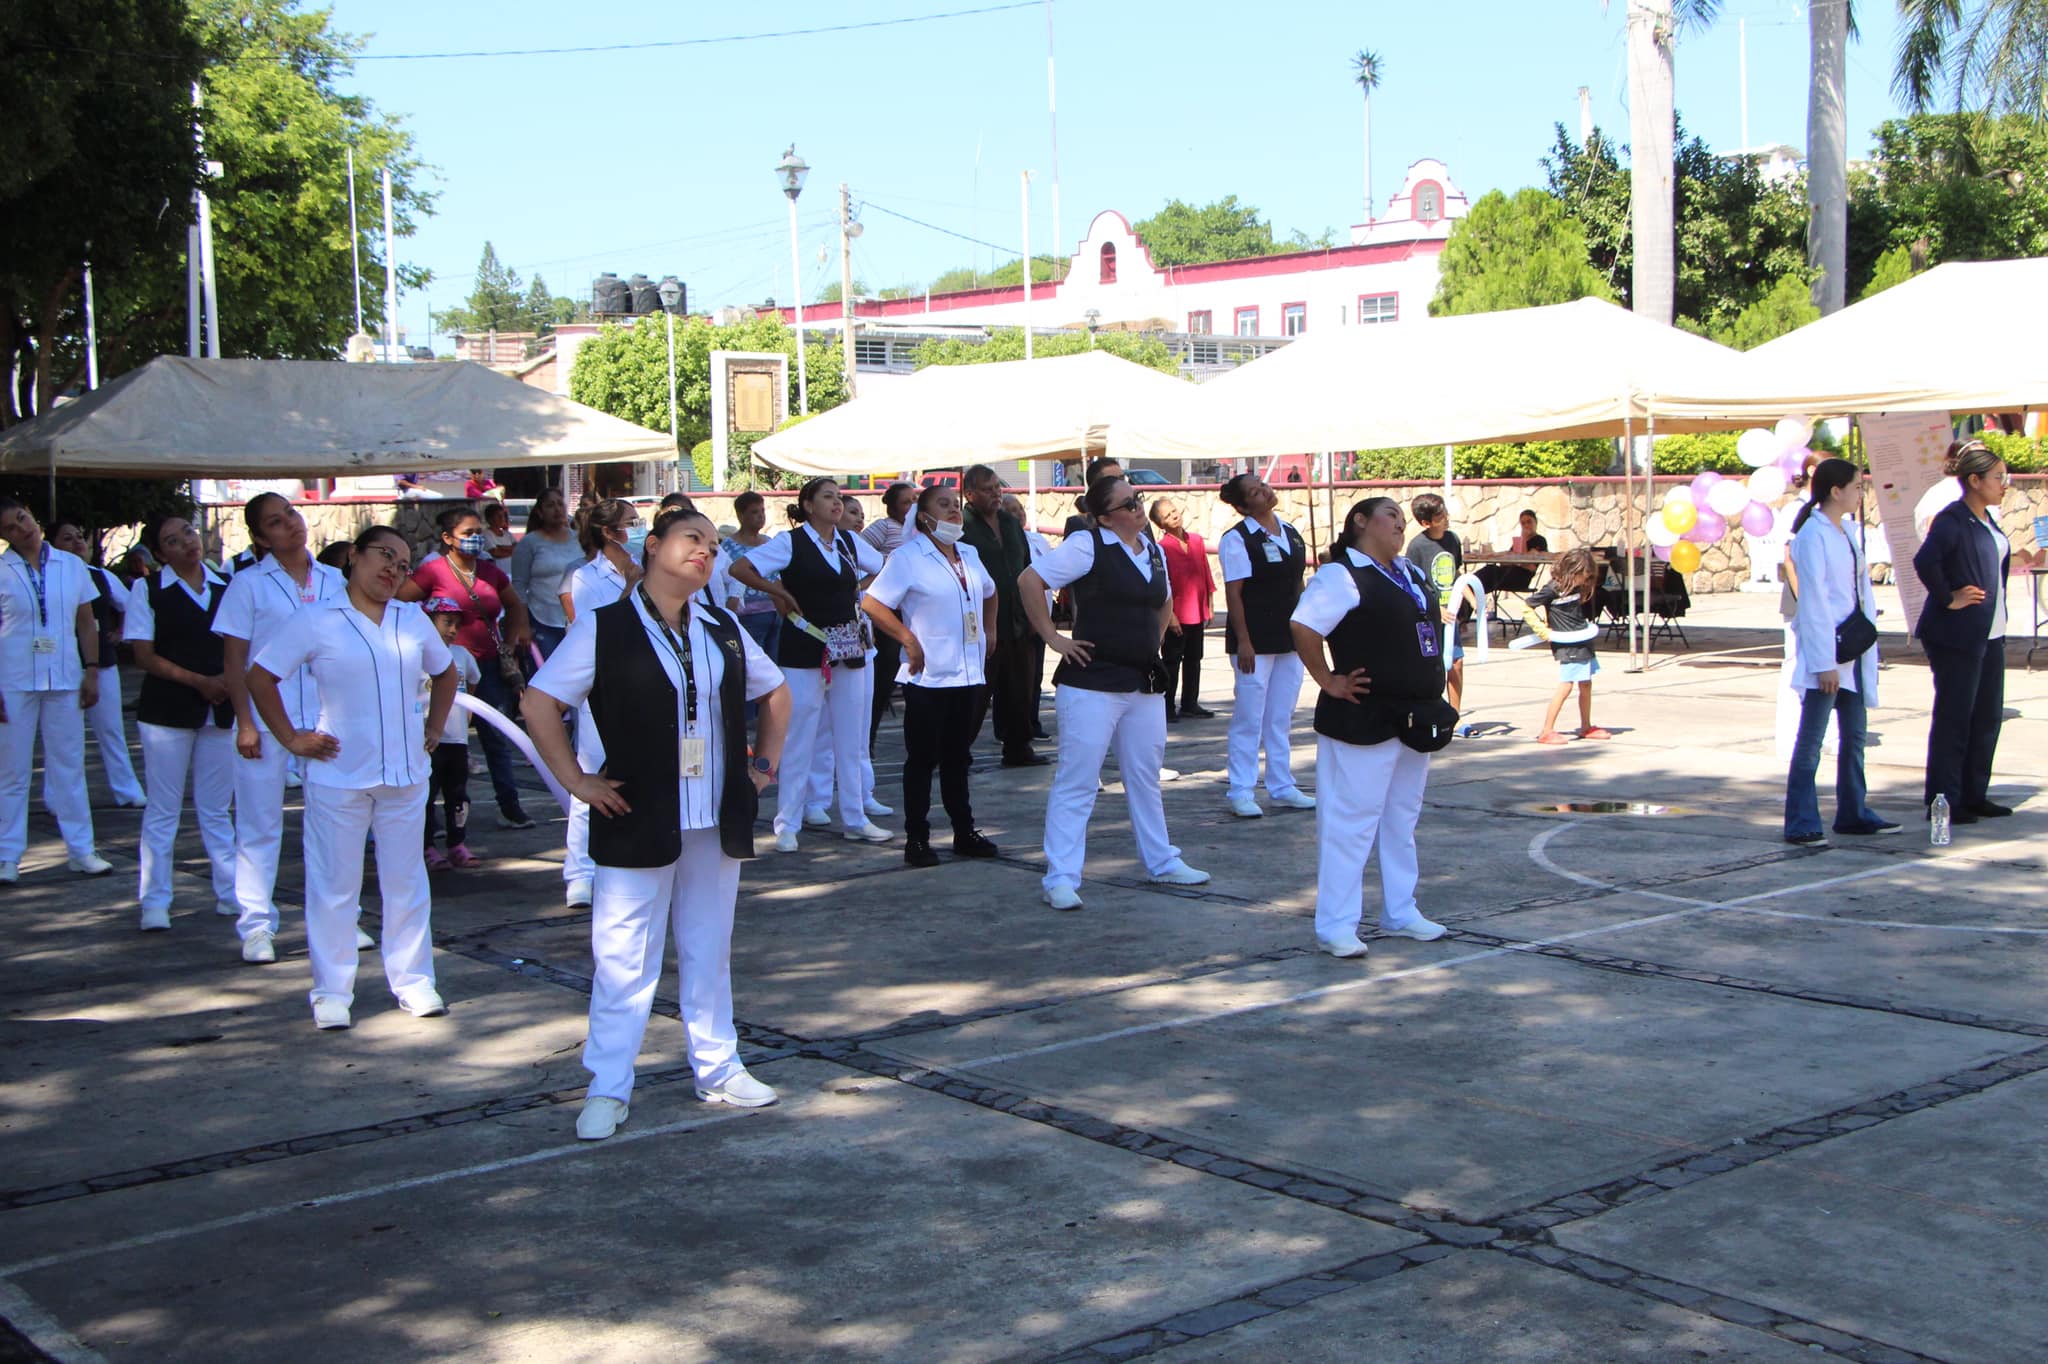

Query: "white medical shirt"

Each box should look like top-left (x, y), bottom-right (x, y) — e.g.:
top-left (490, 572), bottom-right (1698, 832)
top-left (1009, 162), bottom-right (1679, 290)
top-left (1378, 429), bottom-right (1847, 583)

top-left (740, 524), bottom-right (885, 582)
top-left (1217, 517), bottom-right (1301, 584)
top-left (0, 543), bottom-right (97, 692)
top-left (123, 564), bottom-right (229, 643)
top-left (567, 556), bottom-right (627, 620)
top-left (1032, 527), bottom-right (1159, 589)
top-left (865, 538), bottom-right (996, 689)
top-left (212, 555), bottom-right (346, 731)
top-left (253, 597), bottom-right (454, 791)
top-left (532, 596), bottom-right (784, 830)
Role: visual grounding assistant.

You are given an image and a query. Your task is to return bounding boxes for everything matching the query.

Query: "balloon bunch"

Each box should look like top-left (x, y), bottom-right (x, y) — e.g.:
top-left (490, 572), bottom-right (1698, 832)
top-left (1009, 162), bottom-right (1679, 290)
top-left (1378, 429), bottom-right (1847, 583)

top-left (1648, 416), bottom-right (1814, 574)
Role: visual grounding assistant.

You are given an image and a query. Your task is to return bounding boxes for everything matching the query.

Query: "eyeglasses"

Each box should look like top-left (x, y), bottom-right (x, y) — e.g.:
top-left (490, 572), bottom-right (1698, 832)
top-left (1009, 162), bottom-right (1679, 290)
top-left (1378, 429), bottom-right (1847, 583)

top-left (361, 543), bottom-right (412, 573)
top-left (1107, 495), bottom-right (1145, 516)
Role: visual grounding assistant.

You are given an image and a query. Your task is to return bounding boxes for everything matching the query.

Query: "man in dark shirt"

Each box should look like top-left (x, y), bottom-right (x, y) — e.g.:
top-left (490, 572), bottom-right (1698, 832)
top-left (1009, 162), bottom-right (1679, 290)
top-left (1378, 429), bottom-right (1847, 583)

top-left (1405, 492), bottom-right (1467, 713)
top-left (961, 464), bottom-right (1046, 766)
top-left (1061, 456), bottom-right (1123, 537)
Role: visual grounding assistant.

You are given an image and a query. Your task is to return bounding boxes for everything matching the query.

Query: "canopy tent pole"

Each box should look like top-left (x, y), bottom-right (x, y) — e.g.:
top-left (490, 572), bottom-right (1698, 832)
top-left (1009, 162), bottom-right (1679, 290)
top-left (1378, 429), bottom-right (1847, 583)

top-left (1624, 412), bottom-right (1639, 671)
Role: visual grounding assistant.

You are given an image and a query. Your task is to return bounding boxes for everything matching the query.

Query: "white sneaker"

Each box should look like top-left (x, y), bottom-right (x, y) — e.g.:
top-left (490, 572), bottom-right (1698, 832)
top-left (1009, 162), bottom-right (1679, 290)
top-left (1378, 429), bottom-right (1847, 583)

top-left (398, 988), bottom-right (448, 1018)
top-left (844, 822), bottom-right (892, 843)
top-left (1270, 789), bottom-right (1317, 811)
top-left (774, 830), bottom-right (800, 854)
top-left (312, 998), bottom-right (352, 1030)
top-left (1160, 767), bottom-right (1182, 782)
top-left (68, 852), bottom-right (113, 876)
top-left (1380, 916), bottom-right (1446, 942)
top-left (1228, 795), bottom-right (1264, 818)
top-left (214, 897), bottom-right (240, 917)
top-left (863, 796), bottom-right (893, 817)
top-left (576, 1096), bottom-right (628, 1140)
top-left (802, 807), bottom-right (831, 827)
top-left (356, 926), bottom-right (376, 950)
top-left (1043, 885), bottom-right (1084, 911)
top-left (1147, 859), bottom-right (1211, 886)
top-left (566, 877), bottom-right (594, 908)
top-left (1318, 933), bottom-right (1370, 958)
top-left (696, 1069), bottom-right (778, 1108)
top-left (0, 860), bottom-right (17, 884)
top-left (138, 906), bottom-right (171, 932)
top-left (241, 930), bottom-right (277, 964)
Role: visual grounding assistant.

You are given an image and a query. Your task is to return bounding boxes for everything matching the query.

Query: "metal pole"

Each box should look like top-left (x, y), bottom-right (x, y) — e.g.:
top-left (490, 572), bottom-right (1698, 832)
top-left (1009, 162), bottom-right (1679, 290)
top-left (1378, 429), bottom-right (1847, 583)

top-left (381, 168), bottom-right (398, 363)
top-left (82, 258), bottom-right (99, 389)
top-left (1625, 414), bottom-right (1641, 670)
top-left (188, 82), bottom-right (202, 358)
top-left (1021, 170), bottom-right (1034, 361)
top-left (839, 182), bottom-right (858, 400)
top-left (346, 147), bottom-right (364, 335)
top-left (1045, 0), bottom-right (1061, 279)
top-left (788, 195), bottom-right (809, 415)
top-left (665, 309), bottom-right (680, 488)
top-left (1738, 18), bottom-right (1749, 152)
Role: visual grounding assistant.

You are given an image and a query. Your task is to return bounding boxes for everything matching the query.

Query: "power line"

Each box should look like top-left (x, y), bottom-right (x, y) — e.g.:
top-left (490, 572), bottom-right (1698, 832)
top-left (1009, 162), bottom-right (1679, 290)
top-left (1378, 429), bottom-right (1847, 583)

top-left (860, 199), bottom-right (1020, 257)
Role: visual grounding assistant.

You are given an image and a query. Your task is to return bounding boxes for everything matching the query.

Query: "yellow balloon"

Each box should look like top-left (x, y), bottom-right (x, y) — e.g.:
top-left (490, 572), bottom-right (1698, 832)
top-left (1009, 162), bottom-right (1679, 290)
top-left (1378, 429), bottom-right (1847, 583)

top-left (1668, 540), bottom-right (1702, 574)
top-left (1661, 500), bottom-right (1698, 536)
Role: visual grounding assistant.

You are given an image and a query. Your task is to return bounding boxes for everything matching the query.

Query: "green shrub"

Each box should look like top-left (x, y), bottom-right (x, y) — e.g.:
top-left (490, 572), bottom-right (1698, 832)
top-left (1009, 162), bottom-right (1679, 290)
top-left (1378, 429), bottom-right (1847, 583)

top-left (1351, 439), bottom-right (1613, 480)
top-left (1650, 433), bottom-right (1745, 473)
top-left (1986, 430), bottom-right (2043, 473)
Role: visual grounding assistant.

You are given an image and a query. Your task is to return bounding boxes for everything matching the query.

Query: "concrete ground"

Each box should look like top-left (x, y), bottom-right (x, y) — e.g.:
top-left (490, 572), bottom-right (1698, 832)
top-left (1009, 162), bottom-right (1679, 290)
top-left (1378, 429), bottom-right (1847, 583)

top-left (2, 586), bottom-right (2044, 1363)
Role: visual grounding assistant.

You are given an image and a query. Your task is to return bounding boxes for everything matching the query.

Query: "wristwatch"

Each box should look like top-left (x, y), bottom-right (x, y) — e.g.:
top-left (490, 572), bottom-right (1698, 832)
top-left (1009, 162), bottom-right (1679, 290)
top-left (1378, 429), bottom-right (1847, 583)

top-left (752, 755), bottom-right (776, 777)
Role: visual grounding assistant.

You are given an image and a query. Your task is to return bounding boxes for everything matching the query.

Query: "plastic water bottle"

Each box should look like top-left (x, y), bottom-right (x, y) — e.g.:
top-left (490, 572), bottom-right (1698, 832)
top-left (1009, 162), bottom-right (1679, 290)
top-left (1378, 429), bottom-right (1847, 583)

top-left (1930, 794), bottom-right (1952, 847)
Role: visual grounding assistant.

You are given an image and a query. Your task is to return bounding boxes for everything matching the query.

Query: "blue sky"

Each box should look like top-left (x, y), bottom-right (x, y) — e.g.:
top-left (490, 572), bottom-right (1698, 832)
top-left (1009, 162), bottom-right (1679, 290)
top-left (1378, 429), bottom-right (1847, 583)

top-left (328, 0), bottom-right (1919, 348)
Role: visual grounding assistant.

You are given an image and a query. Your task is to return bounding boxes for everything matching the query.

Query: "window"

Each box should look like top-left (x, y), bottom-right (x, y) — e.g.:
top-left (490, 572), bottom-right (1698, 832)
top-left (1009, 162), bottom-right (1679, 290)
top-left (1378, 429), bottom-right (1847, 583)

top-left (1281, 303), bottom-right (1307, 336)
top-left (1414, 181), bottom-right (1443, 223)
top-left (1233, 306), bottom-right (1260, 336)
top-left (1186, 310), bottom-right (1212, 335)
top-left (1357, 292), bottom-right (1399, 325)
top-left (1099, 242), bottom-right (1117, 284)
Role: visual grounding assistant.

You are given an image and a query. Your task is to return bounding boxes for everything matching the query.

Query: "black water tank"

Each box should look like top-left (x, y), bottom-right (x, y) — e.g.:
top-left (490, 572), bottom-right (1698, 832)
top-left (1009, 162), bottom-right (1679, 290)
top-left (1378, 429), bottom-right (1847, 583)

top-left (592, 272), bottom-right (629, 314)
top-left (627, 274), bottom-right (659, 315)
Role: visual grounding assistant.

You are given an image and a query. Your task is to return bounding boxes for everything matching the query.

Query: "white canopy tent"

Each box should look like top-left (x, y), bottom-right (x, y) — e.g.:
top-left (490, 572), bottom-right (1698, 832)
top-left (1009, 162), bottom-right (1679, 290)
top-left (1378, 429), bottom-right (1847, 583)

top-left (752, 349), bottom-right (1193, 477)
top-left (0, 357), bottom-right (673, 478)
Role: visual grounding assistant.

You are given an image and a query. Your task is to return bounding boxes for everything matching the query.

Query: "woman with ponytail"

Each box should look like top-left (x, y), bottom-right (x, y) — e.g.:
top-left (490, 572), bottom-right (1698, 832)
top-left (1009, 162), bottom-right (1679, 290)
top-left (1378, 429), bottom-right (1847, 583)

top-left (1783, 458), bottom-right (1896, 846)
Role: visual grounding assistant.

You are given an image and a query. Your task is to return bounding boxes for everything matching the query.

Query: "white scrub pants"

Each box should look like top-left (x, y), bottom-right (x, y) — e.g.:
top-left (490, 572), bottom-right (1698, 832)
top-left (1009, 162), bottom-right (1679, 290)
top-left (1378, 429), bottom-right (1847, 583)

top-left (1042, 686), bottom-right (1180, 892)
top-left (230, 723), bottom-right (292, 940)
top-left (137, 721), bottom-right (236, 912)
top-left (0, 688), bottom-right (96, 863)
top-left (807, 660), bottom-right (876, 809)
top-left (584, 827), bottom-right (741, 1102)
top-left (564, 702), bottom-right (604, 887)
top-left (1227, 652), bottom-right (1306, 801)
top-left (775, 665), bottom-right (868, 834)
top-left (84, 668), bottom-right (146, 804)
top-left (302, 780), bottom-right (434, 1009)
top-left (1313, 735), bottom-right (1431, 942)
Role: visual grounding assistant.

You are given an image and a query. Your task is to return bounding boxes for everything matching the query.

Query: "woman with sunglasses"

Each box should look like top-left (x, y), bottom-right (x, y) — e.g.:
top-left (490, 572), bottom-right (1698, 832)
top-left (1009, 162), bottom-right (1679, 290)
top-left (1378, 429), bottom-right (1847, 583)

top-left (1913, 440), bottom-right (2016, 825)
top-left (1018, 477), bottom-right (1210, 911)
top-left (249, 527), bottom-right (458, 1031)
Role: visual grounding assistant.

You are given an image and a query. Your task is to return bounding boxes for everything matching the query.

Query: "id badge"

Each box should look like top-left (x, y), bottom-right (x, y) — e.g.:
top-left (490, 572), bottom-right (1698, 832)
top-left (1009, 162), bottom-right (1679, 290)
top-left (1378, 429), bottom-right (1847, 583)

top-left (1416, 623), bottom-right (1442, 659)
top-left (31, 636), bottom-right (55, 655)
top-left (1262, 538), bottom-right (1284, 563)
top-left (964, 610), bottom-right (981, 644)
top-left (678, 736), bottom-right (707, 779)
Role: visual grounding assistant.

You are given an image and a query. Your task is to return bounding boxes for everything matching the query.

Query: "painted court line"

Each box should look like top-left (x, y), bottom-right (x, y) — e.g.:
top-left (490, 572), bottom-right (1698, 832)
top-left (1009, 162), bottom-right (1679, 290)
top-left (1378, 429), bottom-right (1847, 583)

top-left (0, 1108), bottom-right (752, 1280)
top-left (0, 1278), bottom-right (106, 1364)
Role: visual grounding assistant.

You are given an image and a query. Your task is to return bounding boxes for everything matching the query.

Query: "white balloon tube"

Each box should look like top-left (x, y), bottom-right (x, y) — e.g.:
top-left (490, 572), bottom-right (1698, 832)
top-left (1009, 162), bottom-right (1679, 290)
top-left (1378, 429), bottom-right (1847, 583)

top-left (1445, 572), bottom-right (1490, 667)
top-left (452, 692), bottom-right (573, 815)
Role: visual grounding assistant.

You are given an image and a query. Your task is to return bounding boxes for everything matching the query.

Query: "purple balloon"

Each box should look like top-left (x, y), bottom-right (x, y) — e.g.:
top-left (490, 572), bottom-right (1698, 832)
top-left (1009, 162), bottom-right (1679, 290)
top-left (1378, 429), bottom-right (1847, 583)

top-left (1777, 447), bottom-right (1807, 478)
top-left (1652, 541), bottom-right (1674, 562)
top-left (1689, 471), bottom-right (1723, 505)
top-left (1686, 508), bottom-right (1728, 542)
top-left (1740, 500), bottom-right (1775, 536)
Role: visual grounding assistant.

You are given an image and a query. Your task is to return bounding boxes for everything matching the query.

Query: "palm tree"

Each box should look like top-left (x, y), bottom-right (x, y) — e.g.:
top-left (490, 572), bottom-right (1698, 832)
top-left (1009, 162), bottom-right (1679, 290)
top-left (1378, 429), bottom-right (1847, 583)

top-left (1897, 0), bottom-right (2048, 117)
top-left (1807, 2), bottom-right (1855, 314)
top-left (1351, 50), bottom-right (1385, 223)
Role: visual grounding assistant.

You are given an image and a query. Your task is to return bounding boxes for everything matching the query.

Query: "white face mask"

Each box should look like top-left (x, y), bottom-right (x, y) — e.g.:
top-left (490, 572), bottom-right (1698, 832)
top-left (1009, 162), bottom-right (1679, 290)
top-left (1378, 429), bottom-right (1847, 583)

top-left (926, 518), bottom-right (965, 546)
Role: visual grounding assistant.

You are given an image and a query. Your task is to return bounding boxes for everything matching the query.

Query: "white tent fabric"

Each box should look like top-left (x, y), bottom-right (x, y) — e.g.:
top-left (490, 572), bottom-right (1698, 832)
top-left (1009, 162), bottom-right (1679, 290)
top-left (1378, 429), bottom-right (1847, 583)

top-left (1112, 298), bottom-right (1752, 463)
top-left (753, 349), bottom-right (1192, 476)
top-left (0, 357), bottom-right (672, 477)
top-left (1651, 257), bottom-right (2048, 423)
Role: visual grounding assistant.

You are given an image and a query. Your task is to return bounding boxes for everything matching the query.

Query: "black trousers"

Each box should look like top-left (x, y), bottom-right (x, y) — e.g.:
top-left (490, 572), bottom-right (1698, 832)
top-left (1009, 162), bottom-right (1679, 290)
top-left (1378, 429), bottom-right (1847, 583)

top-left (870, 631), bottom-right (903, 747)
top-left (976, 626), bottom-right (1038, 758)
top-left (1923, 635), bottom-right (2005, 809)
top-left (902, 683), bottom-right (978, 841)
top-left (425, 741), bottom-right (470, 848)
top-left (1161, 621), bottom-right (1207, 710)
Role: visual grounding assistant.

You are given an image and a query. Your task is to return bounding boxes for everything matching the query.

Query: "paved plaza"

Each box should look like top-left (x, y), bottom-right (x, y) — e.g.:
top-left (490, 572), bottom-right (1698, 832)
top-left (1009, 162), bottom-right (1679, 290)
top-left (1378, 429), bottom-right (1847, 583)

top-left (2, 588), bottom-right (2043, 1363)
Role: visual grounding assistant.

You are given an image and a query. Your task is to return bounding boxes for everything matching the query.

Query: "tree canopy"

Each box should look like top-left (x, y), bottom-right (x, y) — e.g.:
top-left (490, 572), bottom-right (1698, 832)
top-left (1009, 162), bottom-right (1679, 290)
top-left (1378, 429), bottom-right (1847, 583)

top-left (911, 329), bottom-right (1182, 374)
top-left (1848, 113), bottom-right (2048, 290)
top-left (1430, 189), bottom-right (1616, 316)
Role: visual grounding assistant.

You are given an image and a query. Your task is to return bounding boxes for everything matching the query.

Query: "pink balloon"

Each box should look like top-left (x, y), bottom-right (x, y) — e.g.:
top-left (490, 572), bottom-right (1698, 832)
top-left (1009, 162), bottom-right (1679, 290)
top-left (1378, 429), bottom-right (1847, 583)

top-left (1689, 471), bottom-right (1723, 504)
top-left (1686, 508), bottom-right (1728, 543)
top-left (1652, 541), bottom-right (1674, 562)
top-left (1740, 500), bottom-right (1775, 536)
top-left (1777, 446), bottom-right (1809, 478)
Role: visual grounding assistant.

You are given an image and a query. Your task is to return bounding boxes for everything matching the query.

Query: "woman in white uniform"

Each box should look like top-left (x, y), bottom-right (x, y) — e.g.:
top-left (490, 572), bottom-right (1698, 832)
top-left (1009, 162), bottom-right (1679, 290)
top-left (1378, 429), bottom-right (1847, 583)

top-left (125, 516), bottom-right (237, 931)
top-left (214, 493), bottom-right (346, 963)
top-left (557, 498), bottom-right (641, 910)
top-left (1217, 473), bottom-right (1315, 818)
top-left (804, 495), bottom-right (888, 824)
top-left (523, 507), bottom-right (792, 1141)
top-left (1290, 497), bottom-right (1451, 958)
top-left (727, 477), bottom-right (889, 851)
top-left (862, 485), bottom-right (1000, 868)
top-left (248, 526), bottom-right (457, 1030)
top-left (0, 498), bottom-right (111, 882)
top-left (1017, 476), bottom-right (1210, 911)
top-left (50, 518), bottom-right (148, 808)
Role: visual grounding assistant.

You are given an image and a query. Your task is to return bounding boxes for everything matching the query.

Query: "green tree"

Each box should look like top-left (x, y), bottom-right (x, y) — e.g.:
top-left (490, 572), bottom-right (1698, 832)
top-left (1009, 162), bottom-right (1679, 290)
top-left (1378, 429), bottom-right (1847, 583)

top-left (1897, 0), bottom-right (2048, 118)
top-left (817, 279), bottom-right (867, 304)
top-left (1719, 271), bottom-right (1820, 350)
top-left (911, 329), bottom-right (1182, 375)
top-left (1847, 114), bottom-right (2048, 293)
top-left (1430, 189), bottom-right (1616, 316)
top-left (438, 242), bottom-right (525, 334)
top-left (1131, 197), bottom-right (1278, 267)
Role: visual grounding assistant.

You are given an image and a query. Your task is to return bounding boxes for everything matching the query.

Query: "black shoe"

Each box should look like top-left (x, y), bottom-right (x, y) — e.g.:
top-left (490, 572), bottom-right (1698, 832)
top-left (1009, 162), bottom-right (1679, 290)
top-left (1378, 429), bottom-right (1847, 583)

top-left (1966, 800), bottom-right (2014, 817)
top-left (497, 806), bottom-right (536, 831)
top-left (1952, 807), bottom-right (1981, 825)
top-left (1181, 704), bottom-right (1216, 719)
top-left (903, 839), bottom-right (940, 869)
top-left (1785, 831), bottom-right (1829, 848)
top-left (1031, 725), bottom-right (1050, 740)
top-left (953, 829), bottom-right (999, 859)
top-left (1001, 751), bottom-right (1050, 768)
top-left (1837, 821), bottom-right (1903, 836)
top-left (1165, 706), bottom-right (1181, 723)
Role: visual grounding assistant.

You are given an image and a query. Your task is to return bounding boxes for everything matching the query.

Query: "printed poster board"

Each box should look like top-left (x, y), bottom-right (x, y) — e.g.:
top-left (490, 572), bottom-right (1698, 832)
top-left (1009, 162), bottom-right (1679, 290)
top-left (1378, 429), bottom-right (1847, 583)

top-left (1858, 410), bottom-right (1953, 639)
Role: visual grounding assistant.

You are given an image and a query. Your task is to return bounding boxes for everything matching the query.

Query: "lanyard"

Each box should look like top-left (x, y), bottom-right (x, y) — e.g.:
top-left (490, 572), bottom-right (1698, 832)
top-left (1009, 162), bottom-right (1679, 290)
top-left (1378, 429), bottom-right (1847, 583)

top-left (12, 544), bottom-right (49, 627)
top-left (636, 584), bottom-right (699, 734)
top-left (1370, 557), bottom-right (1427, 613)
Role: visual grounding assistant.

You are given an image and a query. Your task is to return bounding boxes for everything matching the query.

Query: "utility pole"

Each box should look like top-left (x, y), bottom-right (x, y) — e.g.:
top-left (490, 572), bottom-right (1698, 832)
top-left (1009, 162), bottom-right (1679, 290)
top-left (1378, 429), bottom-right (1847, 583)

top-left (346, 147), bottom-right (365, 335)
top-left (1021, 171), bottom-right (1034, 361)
top-left (839, 182), bottom-right (858, 400)
top-left (189, 82), bottom-right (221, 359)
top-left (381, 167), bottom-right (398, 362)
top-left (1045, 0), bottom-right (1061, 278)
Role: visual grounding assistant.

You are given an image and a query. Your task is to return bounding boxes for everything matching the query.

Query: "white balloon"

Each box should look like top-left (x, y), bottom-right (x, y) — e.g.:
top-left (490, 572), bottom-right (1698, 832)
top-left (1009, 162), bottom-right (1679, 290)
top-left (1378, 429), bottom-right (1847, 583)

top-left (1647, 514), bottom-right (1681, 547)
top-left (1774, 416), bottom-right (1815, 451)
top-left (1746, 466), bottom-right (1788, 502)
top-left (1736, 427), bottom-right (1780, 468)
top-left (1662, 485), bottom-right (1695, 510)
top-left (1707, 479), bottom-right (1752, 518)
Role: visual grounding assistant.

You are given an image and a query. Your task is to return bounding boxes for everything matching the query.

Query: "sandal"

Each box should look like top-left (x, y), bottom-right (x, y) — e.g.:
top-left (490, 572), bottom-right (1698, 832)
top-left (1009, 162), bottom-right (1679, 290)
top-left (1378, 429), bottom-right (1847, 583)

top-left (1536, 731), bottom-right (1569, 745)
top-left (1577, 727), bottom-right (1614, 740)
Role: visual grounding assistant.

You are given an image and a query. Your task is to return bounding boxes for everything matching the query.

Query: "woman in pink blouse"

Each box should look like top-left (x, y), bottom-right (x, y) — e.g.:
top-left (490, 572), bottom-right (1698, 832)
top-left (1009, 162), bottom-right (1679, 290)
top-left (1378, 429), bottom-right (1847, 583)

top-left (1150, 497), bottom-right (1216, 720)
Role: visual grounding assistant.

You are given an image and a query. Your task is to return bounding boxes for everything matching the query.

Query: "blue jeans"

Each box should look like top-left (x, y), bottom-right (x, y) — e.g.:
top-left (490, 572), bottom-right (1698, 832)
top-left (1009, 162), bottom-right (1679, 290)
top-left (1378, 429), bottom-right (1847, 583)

top-left (738, 613), bottom-right (780, 726)
top-left (470, 659), bottom-right (526, 817)
top-left (531, 622), bottom-right (567, 661)
top-left (1784, 686), bottom-right (1883, 837)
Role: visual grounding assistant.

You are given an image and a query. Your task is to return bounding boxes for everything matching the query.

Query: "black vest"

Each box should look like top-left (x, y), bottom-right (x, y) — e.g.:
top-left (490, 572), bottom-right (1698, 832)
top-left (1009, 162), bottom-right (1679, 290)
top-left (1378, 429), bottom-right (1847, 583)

top-left (85, 566), bottom-right (122, 670)
top-left (1224, 520), bottom-right (1307, 655)
top-left (1313, 559), bottom-right (1447, 748)
top-left (1053, 531), bottom-right (1169, 694)
top-left (587, 598), bottom-right (756, 868)
top-left (774, 527), bottom-right (865, 671)
top-left (137, 574), bottom-right (232, 730)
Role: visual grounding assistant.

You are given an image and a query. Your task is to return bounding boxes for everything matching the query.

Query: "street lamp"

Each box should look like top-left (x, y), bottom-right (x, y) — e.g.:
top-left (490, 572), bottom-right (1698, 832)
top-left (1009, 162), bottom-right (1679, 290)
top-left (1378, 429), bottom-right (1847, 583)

top-left (658, 276), bottom-right (684, 489)
top-left (1084, 308), bottom-right (1101, 347)
top-left (775, 144), bottom-right (811, 416)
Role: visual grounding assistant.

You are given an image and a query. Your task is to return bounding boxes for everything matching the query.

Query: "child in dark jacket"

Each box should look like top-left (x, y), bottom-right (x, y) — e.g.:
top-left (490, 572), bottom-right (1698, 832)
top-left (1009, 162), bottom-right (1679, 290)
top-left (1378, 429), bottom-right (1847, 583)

top-left (1519, 549), bottom-right (1610, 744)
